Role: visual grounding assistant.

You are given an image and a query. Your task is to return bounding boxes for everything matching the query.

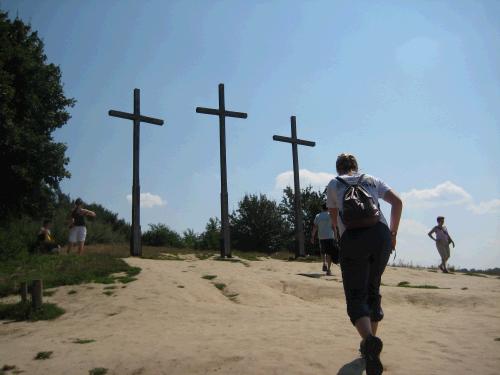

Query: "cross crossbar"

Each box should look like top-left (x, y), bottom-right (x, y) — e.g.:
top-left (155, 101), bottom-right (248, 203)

top-left (272, 135), bottom-right (315, 147)
top-left (108, 110), bottom-right (164, 126)
top-left (196, 107), bottom-right (247, 119)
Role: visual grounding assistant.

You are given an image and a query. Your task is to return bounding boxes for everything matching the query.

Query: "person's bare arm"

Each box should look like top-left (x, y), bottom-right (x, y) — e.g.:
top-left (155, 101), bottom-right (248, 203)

top-left (328, 208), bottom-right (340, 241)
top-left (382, 190), bottom-right (403, 250)
top-left (311, 224), bottom-right (317, 244)
top-left (447, 230), bottom-right (455, 247)
top-left (81, 208), bottom-right (96, 217)
top-left (428, 227), bottom-right (436, 241)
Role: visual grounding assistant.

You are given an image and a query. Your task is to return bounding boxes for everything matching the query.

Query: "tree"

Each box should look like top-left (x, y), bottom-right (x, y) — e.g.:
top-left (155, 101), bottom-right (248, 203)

top-left (279, 186), bottom-right (326, 253)
top-left (199, 217), bottom-right (221, 250)
top-left (142, 223), bottom-right (184, 248)
top-left (182, 228), bottom-right (201, 249)
top-left (0, 11), bottom-right (75, 221)
top-left (231, 194), bottom-right (288, 252)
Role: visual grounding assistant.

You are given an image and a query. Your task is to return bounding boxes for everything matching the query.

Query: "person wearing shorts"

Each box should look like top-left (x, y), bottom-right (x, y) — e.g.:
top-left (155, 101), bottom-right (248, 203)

top-left (326, 153), bottom-right (402, 375)
top-left (311, 203), bottom-right (339, 275)
top-left (428, 216), bottom-right (455, 273)
top-left (67, 198), bottom-right (96, 255)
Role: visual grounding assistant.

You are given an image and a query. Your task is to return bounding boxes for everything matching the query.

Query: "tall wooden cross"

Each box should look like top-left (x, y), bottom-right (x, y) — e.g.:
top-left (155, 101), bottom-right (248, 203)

top-left (273, 116), bottom-right (315, 258)
top-left (108, 88), bottom-right (164, 257)
top-left (196, 83), bottom-right (248, 258)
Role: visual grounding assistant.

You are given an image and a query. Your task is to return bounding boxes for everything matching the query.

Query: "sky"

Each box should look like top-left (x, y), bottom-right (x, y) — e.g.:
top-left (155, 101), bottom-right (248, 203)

top-left (3, 0), bottom-right (499, 268)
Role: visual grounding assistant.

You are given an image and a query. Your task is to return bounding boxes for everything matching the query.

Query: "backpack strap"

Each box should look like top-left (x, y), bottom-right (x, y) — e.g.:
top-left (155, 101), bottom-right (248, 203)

top-left (335, 176), bottom-right (349, 186)
top-left (356, 174), bottom-right (366, 185)
top-left (336, 174), bottom-right (365, 186)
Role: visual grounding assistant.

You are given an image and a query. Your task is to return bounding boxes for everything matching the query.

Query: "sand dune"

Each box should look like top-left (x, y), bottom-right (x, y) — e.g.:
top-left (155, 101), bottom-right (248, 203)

top-left (1, 256), bottom-right (499, 374)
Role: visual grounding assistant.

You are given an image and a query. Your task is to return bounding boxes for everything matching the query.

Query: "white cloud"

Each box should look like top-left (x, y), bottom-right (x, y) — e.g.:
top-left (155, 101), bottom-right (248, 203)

top-left (275, 169), bottom-right (335, 190)
top-left (126, 192), bottom-right (166, 208)
top-left (401, 181), bottom-right (499, 216)
top-left (398, 218), bottom-right (429, 237)
top-left (401, 181), bottom-right (472, 209)
top-left (467, 199), bottom-right (500, 215)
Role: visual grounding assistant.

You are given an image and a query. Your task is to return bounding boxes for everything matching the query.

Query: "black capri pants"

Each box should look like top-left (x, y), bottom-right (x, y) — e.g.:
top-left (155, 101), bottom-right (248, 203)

top-left (339, 221), bottom-right (392, 325)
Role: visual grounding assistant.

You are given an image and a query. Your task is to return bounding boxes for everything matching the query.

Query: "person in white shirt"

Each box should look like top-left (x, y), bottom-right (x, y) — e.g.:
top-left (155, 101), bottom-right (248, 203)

top-left (428, 216), bottom-right (455, 273)
top-left (311, 203), bottom-right (339, 276)
top-left (326, 153), bottom-right (402, 375)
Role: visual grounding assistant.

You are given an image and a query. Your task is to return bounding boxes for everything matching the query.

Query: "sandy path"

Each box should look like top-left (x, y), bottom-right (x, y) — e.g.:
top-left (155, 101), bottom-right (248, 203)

top-left (1, 257), bottom-right (499, 374)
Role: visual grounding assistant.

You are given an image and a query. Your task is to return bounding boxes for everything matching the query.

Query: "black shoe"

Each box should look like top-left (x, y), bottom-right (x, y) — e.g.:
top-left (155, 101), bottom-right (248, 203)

top-left (361, 335), bottom-right (383, 375)
top-left (322, 264), bottom-right (327, 272)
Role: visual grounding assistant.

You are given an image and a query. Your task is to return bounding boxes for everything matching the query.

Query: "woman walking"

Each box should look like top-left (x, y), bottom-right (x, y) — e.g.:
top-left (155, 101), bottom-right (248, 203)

top-left (326, 153), bottom-right (402, 375)
top-left (428, 216), bottom-right (455, 273)
top-left (66, 198), bottom-right (96, 255)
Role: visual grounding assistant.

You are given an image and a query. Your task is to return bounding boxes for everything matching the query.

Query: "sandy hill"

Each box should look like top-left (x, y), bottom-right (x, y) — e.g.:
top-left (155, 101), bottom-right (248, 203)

top-left (1, 256), bottom-right (499, 375)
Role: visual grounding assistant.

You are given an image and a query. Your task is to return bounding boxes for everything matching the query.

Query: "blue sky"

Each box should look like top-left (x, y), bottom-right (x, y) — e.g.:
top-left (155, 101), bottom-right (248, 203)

top-left (4, 0), bottom-right (499, 268)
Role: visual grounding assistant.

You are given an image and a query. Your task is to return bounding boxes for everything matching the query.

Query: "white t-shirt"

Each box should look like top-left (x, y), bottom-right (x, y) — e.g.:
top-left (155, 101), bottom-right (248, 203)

top-left (313, 211), bottom-right (334, 240)
top-left (326, 172), bottom-right (391, 235)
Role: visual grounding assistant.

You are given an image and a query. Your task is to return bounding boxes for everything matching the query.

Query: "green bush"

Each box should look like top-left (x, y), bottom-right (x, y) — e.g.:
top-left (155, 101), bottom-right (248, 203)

top-left (142, 223), bottom-right (184, 248)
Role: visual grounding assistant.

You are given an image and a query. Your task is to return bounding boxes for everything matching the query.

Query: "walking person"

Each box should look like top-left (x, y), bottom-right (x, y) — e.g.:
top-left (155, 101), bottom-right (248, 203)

top-left (66, 198), bottom-right (96, 255)
top-left (311, 203), bottom-right (339, 276)
top-left (428, 216), bottom-right (455, 273)
top-left (326, 153), bottom-right (402, 375)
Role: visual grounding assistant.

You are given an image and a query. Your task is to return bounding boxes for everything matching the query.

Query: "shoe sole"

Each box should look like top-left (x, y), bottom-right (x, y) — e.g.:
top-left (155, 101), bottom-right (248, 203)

top-left (364, 336), bottom-right (383, 375)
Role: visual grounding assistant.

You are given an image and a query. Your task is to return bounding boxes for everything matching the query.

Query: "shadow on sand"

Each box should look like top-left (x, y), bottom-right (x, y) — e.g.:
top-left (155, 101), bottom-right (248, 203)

top-left (337, 358), bottom-right (365, 375)
top-left (296, 273), bottom-right (323, 279)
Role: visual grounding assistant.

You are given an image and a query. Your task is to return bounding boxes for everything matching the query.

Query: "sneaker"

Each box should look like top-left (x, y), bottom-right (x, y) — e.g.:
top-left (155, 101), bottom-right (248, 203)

top-left (322, 264), bottom-right (327, 272)
top-left (326, 270), bottom-right (332, 276)
top-left (361, 335), bottom-right (383, 375)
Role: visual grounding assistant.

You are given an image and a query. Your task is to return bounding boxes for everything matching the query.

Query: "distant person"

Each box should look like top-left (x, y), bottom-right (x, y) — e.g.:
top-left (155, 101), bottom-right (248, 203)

top-left (326, 153), bottom-right (403, 375)
top-left (428, 216), bottom-right (455, 273)
top-left (311, 203), bottom-right (339, 276)
top-left (66, 198), bottom-right (96, 255)
top-left (35, 219), bottom-right (60, 254)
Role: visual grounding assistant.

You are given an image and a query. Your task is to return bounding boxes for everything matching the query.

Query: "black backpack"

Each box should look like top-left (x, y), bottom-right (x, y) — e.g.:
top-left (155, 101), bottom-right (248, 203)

top-left (336, 174), bottom-right (381, 229)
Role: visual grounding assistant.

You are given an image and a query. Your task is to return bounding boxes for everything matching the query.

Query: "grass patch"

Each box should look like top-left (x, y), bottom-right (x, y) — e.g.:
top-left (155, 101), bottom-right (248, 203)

top-left (396, 281), bottom-right (445, 289)
top-left (0, 302), bottom-right (64, 322)
top-left (89, 368), bottom-right (108, 375)
top-left (494, 338), bottom-right (500, 342)
top-left (177, 285), bottom-right (185, 288)
top-left (67, 290), bottom-right (77, 295)
top-left (73, 338), bottom-right (95, 344)
top-left (103, 291), bottom-right (114, 296)
top-left (1, 365), bottom-right (17, 372)
top-left (213, 283), bottom-right (226, 291)
top-left (103, 286), bottom-right (117, 290)
top-left (43, 290), bottom-right (56, 297)
top-left (0, 253), bottom-right (141, 297)
top-left (462, 287), bottom-right (468, 290)
top-left (34, 351), bottom-right (53, 360)
top-left (202, 275), bottom-right (217, 280)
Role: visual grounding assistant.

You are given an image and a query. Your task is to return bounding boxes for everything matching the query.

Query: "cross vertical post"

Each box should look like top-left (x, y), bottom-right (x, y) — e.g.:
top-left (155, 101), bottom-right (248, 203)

top-left (273, 116), bottom-right (316, 258)
top-left (108, 88), bottom-right (164, 257)
top-left (196, 83), bottom-right (248, 258)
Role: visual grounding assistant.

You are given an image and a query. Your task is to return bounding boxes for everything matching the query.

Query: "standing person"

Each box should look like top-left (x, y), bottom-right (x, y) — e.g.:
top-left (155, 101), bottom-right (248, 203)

top-left (311, 203), bottom-right (339, 276)
top-left (66, 198), bottom-right (96, 255)
top-left (326, 153), bottom-right (402, 375)
top-left (428, 216), bottom-right (455, 273)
